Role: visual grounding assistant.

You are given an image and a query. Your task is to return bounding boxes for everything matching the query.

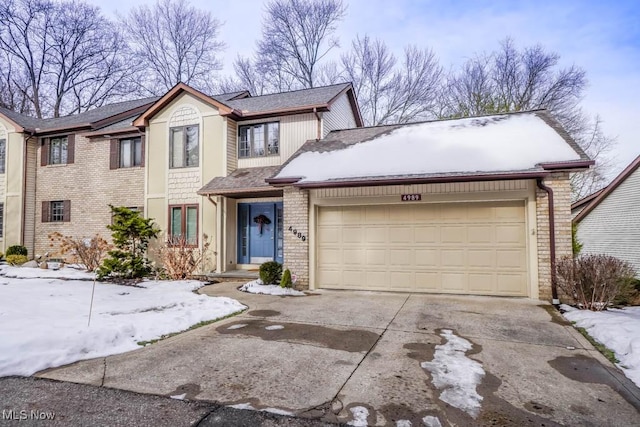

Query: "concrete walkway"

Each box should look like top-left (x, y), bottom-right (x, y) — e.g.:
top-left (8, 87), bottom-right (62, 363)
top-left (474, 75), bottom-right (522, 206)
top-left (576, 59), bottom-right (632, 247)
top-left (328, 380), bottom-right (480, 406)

top-left (37, 282), bottom-right (640, 426)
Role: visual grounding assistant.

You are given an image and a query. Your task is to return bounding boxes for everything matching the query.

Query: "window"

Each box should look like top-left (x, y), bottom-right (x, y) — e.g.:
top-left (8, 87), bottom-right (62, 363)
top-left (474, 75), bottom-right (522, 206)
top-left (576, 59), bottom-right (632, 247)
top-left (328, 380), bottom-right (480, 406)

top-left (170, 125), bottom-right (199, 168)
top-left (50, 137), bottom-right (68, 164)
top-left (0, 139), bottom-right (5, 173)
top-left (42, 200), bottom-right (70, 222)
top-left (41, 135), bottom-right (74, 166)
top-left (0, 203), bottom-right (3, 238)
top-left (120, 138), bottom-right (142, 167)
top-left (169, 204), bottom-right (198, 245)
top-left (238, 122), bottom-right (279, 158)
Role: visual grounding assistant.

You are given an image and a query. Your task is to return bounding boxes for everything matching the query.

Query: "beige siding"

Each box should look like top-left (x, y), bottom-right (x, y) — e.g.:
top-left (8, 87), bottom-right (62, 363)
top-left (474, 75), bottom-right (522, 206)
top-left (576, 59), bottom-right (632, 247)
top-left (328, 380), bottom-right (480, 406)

top-left (23, 138), bottom-right (37, 256)
top-left (5, 131), bottom-right (25, 250)
top-left (577, 167), bottom-right (640, 274)
top-left (322, 93), bottom-right (357, 136)
top-left (226, 118), bottom-right (237, 174)
top-left (237, 113), bottom-right (318, 168)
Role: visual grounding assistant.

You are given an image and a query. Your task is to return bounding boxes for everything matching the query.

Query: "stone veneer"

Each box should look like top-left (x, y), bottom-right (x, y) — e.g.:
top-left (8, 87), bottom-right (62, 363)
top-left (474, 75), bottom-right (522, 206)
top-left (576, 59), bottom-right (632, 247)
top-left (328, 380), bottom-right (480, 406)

top-left (535, 172), bottom-right (573, 300)
top-left (34, 134), bottom-right (144, 258)
top-left (282, 186), bottom-right (309, 289)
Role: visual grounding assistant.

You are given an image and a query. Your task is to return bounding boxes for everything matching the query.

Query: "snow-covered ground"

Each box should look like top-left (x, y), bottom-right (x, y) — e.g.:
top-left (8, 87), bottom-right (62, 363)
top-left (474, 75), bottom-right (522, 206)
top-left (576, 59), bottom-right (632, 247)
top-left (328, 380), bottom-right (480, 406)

top-left (562, 305), bottom-right (640, 388)
top-left (0, 266), bottom-right (246, 377)
top-left (239, 279), bottom-right (305, 296)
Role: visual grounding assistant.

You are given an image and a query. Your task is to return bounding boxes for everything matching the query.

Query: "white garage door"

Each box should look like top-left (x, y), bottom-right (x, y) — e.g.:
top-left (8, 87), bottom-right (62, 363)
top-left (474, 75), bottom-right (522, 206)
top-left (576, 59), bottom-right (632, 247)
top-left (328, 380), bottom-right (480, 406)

top-left (316, 201), bottom-right (528, 296)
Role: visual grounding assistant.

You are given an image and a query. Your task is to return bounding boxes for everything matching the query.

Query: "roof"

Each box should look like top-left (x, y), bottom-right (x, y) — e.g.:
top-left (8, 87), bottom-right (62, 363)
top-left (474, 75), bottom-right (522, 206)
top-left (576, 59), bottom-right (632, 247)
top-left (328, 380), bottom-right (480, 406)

top-left (571, 188), bottom-right (605, 212)
top-left (212, 91), bottom-right (251, 102)
top-left (573, 155), bottom-right (640, 223)
top-left (198, 166), bottom-right (283, 198)
top-left (269, 110), bottom-right (593, 188)
top-left (0, 97), bottom-right (158, 134)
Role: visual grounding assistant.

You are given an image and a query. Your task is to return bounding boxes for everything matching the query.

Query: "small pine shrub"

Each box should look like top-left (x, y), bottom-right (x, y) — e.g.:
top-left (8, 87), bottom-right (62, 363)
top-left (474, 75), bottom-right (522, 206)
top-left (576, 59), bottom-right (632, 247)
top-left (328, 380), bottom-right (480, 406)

top-left (0, 252), bottom-right (3, 260)
top-left (6, 245), bottom-right (27, 257)
top-left (6, 254), bottom-right (28, 266)
top-left (280, 269), bottom-right (293, 288)
top-left (259, 261), bottom-right (282, 285)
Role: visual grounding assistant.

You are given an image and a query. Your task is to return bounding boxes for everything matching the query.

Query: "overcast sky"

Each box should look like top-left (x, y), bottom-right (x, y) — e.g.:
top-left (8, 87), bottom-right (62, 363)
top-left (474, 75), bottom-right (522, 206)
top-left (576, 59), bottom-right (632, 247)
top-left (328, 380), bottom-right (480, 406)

top-left (94, 0), bottom-right (639, 178)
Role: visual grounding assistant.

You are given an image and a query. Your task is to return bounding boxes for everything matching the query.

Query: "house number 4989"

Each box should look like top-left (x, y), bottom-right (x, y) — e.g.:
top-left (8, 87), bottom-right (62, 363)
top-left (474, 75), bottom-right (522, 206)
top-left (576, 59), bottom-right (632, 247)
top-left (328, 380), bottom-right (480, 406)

top-left (288, 226), bottom-right (307, 242)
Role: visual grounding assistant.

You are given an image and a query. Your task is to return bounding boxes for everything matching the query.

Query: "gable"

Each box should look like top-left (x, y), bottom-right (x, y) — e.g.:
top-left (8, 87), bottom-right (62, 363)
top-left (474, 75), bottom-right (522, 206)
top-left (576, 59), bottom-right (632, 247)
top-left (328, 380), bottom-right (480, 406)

top-left (148, 91), bottom-right (221, 125)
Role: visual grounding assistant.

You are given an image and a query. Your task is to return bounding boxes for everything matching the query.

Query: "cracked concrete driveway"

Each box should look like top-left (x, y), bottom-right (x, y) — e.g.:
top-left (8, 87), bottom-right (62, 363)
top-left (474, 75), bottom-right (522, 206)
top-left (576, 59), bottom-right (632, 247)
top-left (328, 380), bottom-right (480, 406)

top-left (38, 282), bottom-right (640, 426)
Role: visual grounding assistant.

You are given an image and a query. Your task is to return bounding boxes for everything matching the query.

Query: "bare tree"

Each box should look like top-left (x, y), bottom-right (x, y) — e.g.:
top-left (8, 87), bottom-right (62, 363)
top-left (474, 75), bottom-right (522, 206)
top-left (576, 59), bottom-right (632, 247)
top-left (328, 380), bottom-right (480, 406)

top-left (121, 0), bottom-right (225, 95)
top-left (341, 36), bottom-right (442, 125)
top-left (256, 0), bottom-right (346, 89)
top-left (0, 51), bottom-right (33, 114)
top-left (443, 38), bottom-right (614, 199)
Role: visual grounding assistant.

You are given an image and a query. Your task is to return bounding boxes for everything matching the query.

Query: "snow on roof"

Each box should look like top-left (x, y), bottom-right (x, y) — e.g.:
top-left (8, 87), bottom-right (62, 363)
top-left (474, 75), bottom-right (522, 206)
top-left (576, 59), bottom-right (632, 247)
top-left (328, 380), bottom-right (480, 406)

top-left (274, 112), bottom-right (583, 183)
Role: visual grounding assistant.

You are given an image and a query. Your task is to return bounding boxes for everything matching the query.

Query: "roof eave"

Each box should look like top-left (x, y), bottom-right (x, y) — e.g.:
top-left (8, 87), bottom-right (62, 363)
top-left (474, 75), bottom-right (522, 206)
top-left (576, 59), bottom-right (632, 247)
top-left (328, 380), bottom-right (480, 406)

top-left (539, 160), bottom-right (595, 171)
top-left (36, 124), bottom-right (92, 136)
top-left (226, 104), bottom-right (330, 121)
top-left (0, 112), bottom-right (26, 133)
top-left (84, 126), bottom-right (144, 138)
top-left (574, 155), bottom-right (640, 223)
top-left (91, 102), bottom-right (156, 130)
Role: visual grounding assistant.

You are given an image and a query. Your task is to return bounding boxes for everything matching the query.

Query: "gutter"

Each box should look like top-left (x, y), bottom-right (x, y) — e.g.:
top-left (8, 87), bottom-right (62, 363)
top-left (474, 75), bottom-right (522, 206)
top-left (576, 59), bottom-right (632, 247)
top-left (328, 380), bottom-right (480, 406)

top-left (313, 107), bottom-right (322, 139)
top-left (537, 178), bottom-right (559, 305)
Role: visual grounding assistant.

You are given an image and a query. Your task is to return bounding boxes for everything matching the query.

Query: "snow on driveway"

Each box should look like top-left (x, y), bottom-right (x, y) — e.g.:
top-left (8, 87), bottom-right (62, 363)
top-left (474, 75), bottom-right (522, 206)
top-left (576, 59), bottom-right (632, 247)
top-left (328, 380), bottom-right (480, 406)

top-left (0, 266), bottom-right (246, 377)
top-left (562, 304), bottom-right (640, 388)
top-left (239, 279), bottom-right (305, 296)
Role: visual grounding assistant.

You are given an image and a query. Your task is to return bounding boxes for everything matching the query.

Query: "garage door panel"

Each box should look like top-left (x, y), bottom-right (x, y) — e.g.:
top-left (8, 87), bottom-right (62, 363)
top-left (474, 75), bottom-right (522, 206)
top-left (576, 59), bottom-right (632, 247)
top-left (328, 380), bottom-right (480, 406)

top-left (317, 202), bottom-right (528, 296)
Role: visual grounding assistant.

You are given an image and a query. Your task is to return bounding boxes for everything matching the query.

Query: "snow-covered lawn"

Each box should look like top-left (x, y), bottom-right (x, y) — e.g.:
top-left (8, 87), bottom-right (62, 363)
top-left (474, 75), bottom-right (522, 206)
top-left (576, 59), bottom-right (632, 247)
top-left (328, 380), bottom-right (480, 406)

top-left (0, 266), bottom-right (246, 377)
top-left (562, 304), bottom-right (640, 388)
top-left (239, 279), bottom-right (305, 296)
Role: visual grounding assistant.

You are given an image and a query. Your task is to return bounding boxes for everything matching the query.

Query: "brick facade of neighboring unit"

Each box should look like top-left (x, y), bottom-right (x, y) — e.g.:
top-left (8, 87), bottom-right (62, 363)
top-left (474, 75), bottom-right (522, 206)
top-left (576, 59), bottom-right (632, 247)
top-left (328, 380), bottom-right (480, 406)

top-left (283, 186), bottom-right (309, 289)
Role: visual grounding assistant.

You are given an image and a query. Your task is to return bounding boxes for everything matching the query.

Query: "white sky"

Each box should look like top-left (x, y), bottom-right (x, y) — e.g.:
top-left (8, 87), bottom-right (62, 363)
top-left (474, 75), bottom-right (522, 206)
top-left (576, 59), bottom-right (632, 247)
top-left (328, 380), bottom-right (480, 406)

top-left (97, 0), bottom-right (640, 178)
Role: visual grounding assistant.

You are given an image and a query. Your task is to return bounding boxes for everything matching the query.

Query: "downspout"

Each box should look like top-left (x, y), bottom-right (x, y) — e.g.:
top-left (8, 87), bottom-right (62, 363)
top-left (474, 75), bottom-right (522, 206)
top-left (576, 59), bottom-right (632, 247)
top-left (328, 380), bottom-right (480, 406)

top-left (313, 107), bottom-right (321, 139)
top-left (536, 178), bottom-right (559, 305)
top-left (206, 195), bottom-right (222, 273)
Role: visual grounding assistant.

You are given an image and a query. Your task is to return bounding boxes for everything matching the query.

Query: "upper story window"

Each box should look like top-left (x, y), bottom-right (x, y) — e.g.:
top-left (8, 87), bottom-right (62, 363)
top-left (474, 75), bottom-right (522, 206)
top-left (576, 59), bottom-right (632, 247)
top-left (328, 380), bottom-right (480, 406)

top-left (0, 139), bottom-right (5, 174)
top-left (170, 125), bottom-right (199, 168)
top-left (238, 122), bottom-right (279, 158)
top-left (110, 137), bottom-right (143, 169)
top-left (41, 135), bottom-right (74, 166)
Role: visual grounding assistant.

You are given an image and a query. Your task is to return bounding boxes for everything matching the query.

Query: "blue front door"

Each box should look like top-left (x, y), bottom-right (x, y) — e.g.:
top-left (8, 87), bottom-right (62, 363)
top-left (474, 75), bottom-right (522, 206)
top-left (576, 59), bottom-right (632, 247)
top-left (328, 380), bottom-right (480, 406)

top-left (238, 202), bottom-right (283, 264)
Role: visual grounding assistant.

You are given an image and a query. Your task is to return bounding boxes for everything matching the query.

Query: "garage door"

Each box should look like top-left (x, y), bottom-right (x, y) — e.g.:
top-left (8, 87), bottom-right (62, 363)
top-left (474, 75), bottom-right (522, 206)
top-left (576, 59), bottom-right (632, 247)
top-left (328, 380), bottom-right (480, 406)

top-left (316, 201), bottom-right (528, 296)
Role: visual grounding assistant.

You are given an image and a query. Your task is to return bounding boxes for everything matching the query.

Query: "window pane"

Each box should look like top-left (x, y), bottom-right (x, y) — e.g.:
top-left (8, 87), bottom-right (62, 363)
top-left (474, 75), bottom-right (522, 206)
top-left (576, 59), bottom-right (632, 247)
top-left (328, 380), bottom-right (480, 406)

top-left (134, 138), bottom-right (142, 166)
top-left (267, 123), bottom-right (279, 155)
top-left (60, 138), bottom-right (68, 163)
top-left (51, 201), bottom-right (64, 222)
top-left (0, 139), bottom-right (5, 173)
top-left (252, 125), bottom-right (264, 156)
top-left (186, 207), bottom-right (197, 244)
top-left (185, 126), bottom-right (198, 167)
top-left (238, 127), bottom-right (249, 158)
top-left (51, 139), bottom-right (60, 164)
top-left (120, 139), bottom-right (132, 167)
top-left (171, 207), bottom-right (182, 238)
top-left (171, 128), bottom-right (184, 168)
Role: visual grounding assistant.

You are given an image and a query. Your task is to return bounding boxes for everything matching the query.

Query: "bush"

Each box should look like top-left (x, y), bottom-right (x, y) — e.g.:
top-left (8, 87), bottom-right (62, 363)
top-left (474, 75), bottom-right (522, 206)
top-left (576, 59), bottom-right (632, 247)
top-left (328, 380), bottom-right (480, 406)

top-left (259, 261), bottom-right (282, 285)
top-left (6, 245), bottom-right (27, 257)
top-left (155, 234), bottom-right (212, 280)
top-left (0, 252), bottom-right (3, 260)
top-left (48, 232), bottom-right (112, 271)
top-left (6, 254), bottom-right (28, 266)
top-left (97, 206), bottom-right (160, 281)
top-left (556, 254), bottom-right (637, 310)
top-left (572, 223), bottom-right (583, 256)
top-left (280, 268), bottom-right (293, 288)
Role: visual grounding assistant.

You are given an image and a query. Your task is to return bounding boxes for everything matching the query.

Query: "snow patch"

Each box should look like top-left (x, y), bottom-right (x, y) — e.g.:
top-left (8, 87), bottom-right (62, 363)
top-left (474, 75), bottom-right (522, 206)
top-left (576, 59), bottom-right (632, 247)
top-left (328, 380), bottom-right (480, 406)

top-left (396, 420), bottom-right (412, 427)
top-left (562, 305), bottom-right (640, 387)
top-left (265, 325), bottom-right (284, 330)
top-left (421, 329), bottom-right (485, 418)
top-left (170, 393), bottom-right (187, 400)
top-left (228, 403), bottom-right (293, 416)
top-left (348, 406), bottom-right (369, 426)
top-left (0, 277), bottom-right (246, 377)
top-left (239, 279), bottom-right (305, 296)
top-left (422, 415), bottom-right (442, 427)
top-left (227, 324), bottom-right (248, 330)
top-left (275, 113), bottom-right (581, 183)
top-left (0, 265), bottom-right (96, 280)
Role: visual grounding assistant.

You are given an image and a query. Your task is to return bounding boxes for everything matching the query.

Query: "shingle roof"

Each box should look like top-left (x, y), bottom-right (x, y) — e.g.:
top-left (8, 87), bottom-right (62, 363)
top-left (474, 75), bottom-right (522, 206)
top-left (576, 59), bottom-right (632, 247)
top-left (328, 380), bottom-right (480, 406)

top-left (198, 166), bottom-right (282, 196)
top-left (226, 83), bottom-right (351, 114)
top-left (270, 110), bottom-right (592, 188)
top-left (0, 106), bottom-right (42, 130)
top-left (211, 91), bottom-right (251, 102)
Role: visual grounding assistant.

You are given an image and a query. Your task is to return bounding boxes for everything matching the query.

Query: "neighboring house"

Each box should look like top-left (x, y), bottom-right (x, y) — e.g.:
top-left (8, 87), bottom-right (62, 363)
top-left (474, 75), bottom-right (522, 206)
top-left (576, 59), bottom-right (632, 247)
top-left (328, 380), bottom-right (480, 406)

top-left (0, 83), bottom-right (592, 301)
top-left (573, 155), bottom-right (640, 274)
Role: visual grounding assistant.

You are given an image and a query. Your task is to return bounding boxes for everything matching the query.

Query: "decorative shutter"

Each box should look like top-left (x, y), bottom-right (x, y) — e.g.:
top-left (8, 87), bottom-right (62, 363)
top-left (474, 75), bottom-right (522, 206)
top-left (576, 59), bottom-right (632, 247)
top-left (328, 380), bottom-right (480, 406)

top-left (139, 135), bottom-right (145, 167)
top-left (66, 134), bottom-right (75, 164)
top-left (41, 138), bottom-right (49, 166)
top-left (41, 201), bottom-right (50, 222)
top-left (63, 200), bottom-right (71, 222)
top-left (110, 139), bottom-right (120, 169)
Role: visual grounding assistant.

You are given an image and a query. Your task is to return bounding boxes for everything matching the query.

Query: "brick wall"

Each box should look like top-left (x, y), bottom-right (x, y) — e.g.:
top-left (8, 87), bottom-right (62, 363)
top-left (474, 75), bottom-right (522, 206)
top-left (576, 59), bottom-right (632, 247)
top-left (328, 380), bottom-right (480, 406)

top-left (283, 186), bottom-right (309, 289)
top-left (34, 134), bottom-right (144, 259)
top-left (535, 172), bottom-right (572, 301)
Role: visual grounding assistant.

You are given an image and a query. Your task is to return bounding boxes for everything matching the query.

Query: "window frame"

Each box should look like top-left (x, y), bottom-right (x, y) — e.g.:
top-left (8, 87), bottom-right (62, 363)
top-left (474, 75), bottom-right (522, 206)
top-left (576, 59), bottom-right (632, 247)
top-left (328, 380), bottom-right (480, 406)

top-left (238, 122), bottom-right (280, 158)
top-left (169, 125), bottom-right (199, 169)
top-left (42, 200), bottom-right (70, 223)
top-left (0, 138), bottom-right (5, 174)
top-left (119, 137), bottom-right (142, 168)
top-left (0, 202), bottom-right (4, 238)
top-left (49, 136), bottom-right (69, 165)
top-left (50, 201), bottom-right (65, 222)
top-left (168, 204), bottom-right (199, 246)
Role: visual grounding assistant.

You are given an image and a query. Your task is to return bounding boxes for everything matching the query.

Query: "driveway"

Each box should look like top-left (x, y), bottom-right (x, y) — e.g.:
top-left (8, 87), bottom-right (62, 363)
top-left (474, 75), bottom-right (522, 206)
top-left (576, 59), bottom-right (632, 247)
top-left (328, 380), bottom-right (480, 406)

top-left (38, 282), bottom-right (640, 426)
